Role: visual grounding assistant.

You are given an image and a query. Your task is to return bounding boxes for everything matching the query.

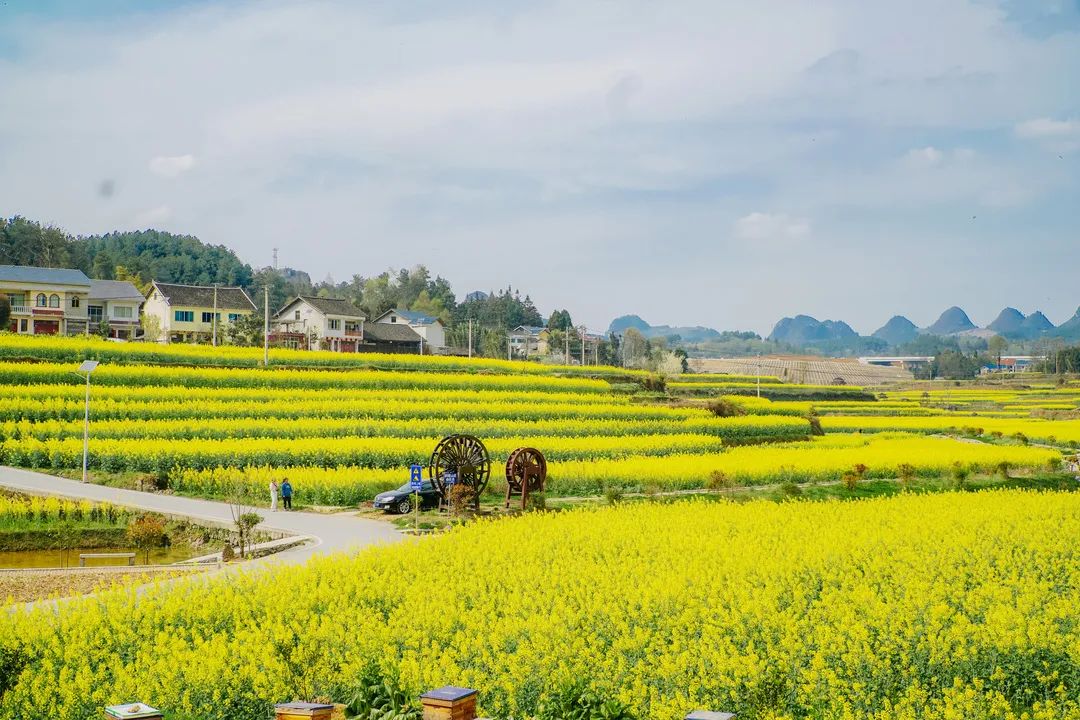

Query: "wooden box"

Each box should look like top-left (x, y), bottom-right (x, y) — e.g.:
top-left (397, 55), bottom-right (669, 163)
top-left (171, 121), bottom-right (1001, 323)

top-left (104, 704), bottom-right (163, 720)
top-left (274, 702), bottom-right (335, 720)
top-left (420, 686), bottom-right (478, 720)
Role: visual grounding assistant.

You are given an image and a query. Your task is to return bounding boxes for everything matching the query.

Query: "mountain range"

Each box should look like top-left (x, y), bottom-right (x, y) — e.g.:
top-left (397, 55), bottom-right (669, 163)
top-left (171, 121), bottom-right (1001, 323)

top-left (610, 306), bottom-right (1080, 356)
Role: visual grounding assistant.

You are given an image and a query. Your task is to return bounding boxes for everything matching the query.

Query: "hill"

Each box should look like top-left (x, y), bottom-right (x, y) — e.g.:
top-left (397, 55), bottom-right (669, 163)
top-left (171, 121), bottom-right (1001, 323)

top-left (987, 307), bottom-right (1025, 336)
top-left (1052, 307), bottom-right (1080, 341)
top-left (1021, 311), bottom-right (1055, 339)
top-left (925, 306), bottom-right (976, 335)
top-left (872, 315), bottom-right (919, 346)
top-left (607, 314), bottom-right (722, 343)
top-left (768, 315), bottom-right (857, 345)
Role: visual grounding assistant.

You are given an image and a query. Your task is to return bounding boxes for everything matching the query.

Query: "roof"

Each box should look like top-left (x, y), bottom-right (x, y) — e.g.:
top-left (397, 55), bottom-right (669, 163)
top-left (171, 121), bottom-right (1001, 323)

top-left (0, 265), bottom-right (90, 287)
top-left (511, 325), bottom-right (547, 336)
top-left (364, 322), bottom-right (422, 344)
top-left (377, 308), bottom-right (441, 326)
top-left (151, 282), bottom-right (256, 311)
top-left (89, 279), bottom-right (145, 303)
top-left (277, 295), bottom-right (365, 320)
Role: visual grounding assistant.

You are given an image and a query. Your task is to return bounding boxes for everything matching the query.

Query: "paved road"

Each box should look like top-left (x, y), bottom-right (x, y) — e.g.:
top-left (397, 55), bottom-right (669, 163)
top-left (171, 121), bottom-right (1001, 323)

top-left (0, 466), bottom-right (403, 565)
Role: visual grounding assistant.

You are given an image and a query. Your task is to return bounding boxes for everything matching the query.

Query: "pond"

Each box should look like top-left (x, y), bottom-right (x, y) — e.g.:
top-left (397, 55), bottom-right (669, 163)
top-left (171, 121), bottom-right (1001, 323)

top-left (0, 544), bottom-right (202, 569)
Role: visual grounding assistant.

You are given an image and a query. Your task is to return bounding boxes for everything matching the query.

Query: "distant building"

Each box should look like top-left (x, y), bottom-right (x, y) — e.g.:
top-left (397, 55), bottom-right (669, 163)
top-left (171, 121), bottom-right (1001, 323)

top-left (509, 325), bottom-right (550, 356)
top-left (984, 355), bottom-right (1041, 373)
top-left (88, 280), bottom-right (145, 339)
top-left (857, 356), bottom-right (933, 371)
top-left (144, 281), bottom-right (256, 343)
top-left (361, 321), bottom-right (424, 354)
top-left (271, 295), bottom-right (366, 352)
top-left (464, 290), bottom-right (488, 303)
top-left (374, 309), bottom-right (446, 350)
top-left (0, 265), bottom-right (91, 335)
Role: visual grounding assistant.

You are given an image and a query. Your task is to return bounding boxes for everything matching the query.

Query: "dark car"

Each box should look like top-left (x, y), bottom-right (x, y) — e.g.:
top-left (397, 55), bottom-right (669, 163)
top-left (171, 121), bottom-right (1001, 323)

top-left (372, 481), bottom-right (441, 514)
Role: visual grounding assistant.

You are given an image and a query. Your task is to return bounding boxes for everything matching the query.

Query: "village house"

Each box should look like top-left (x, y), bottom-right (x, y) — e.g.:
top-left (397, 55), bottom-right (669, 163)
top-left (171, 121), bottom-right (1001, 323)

top-left (271, 295), bottom-right (367, 352)
top-left (88, 280), bottom-right (145, 339)
top-left (509, 325), bottom-right (550, 357)
top-left (374, 309), bottom-right (446, 350)
top-left (143, 281), bottom-right (256, 343)
top-left (0, 265), bottom-right (91, 335)
top-left (271, 295), bottom-right (424, 353)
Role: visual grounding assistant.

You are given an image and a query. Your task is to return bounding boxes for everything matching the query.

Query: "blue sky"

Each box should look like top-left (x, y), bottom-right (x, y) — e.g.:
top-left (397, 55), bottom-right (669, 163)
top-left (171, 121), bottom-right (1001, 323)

top-left (1, 0), bottom-right (1078, 336)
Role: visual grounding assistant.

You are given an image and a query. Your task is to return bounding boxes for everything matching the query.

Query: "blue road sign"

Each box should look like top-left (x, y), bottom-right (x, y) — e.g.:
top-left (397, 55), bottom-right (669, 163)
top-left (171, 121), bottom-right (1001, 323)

top-left (444, 471), bottom-right (457, 486)
top-left (410, 464), bottom-right (423, 482)
top-left (410, 479), bottom-right (423, 491)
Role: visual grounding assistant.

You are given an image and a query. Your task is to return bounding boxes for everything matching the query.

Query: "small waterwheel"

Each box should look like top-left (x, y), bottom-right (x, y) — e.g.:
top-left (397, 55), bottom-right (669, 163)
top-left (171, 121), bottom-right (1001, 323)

top-left (504, 447), bottom-right (547, 509)
top-left (428, 434), bottom-right (490, 509)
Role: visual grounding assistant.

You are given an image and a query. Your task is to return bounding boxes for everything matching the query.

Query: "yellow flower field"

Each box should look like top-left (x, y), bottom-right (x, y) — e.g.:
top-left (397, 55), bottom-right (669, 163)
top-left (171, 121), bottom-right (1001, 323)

top-left (820, 415), bottom-right (1080, 446)
top-left (3, 491), bottom-right (1080, 719)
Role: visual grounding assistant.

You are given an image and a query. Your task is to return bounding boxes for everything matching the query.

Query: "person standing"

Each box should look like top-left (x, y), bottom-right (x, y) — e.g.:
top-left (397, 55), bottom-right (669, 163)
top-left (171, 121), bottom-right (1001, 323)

top-left (269, 479), bottom-right (279, 511)
top-left (281, 478), bottom-right (293, 510)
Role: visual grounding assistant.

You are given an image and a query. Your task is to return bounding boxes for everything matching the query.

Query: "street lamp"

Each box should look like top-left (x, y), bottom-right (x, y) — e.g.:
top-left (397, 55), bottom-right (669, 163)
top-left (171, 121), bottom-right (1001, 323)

top-left (75, 360), bottom-right (99, 483)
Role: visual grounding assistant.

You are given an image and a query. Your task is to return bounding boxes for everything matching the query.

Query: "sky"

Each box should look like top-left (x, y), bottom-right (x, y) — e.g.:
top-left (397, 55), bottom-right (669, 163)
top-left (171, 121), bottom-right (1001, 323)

top-left (1, 0), bottom-right (1078, 337)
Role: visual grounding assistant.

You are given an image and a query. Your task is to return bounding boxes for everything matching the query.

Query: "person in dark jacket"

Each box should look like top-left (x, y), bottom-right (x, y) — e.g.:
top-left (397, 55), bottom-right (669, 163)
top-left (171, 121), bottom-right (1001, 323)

top-left (280, 479), bottom-right (293, 510)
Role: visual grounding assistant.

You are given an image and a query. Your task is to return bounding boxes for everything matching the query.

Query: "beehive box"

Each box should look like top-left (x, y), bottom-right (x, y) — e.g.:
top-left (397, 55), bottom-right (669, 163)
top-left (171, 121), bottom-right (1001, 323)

top-left (420, 686), bottom-right (478, 720)
top-left (274, 702), bottom-right (335, 720)
top-left (103, 704), bottom-right (162, 720)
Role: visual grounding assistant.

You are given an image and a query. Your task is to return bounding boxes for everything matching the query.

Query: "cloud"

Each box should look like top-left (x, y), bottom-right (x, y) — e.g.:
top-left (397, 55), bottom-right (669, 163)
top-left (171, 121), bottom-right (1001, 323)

top-left (733, 212), bottom-right (811, 242)
top-left (901, 146), bottom-right (944, 168)
top-left (133, 205), bottom-right (173, 226)
top-left (149, 154), bottom-right (196, 178)
top-left (1015, 117), bottom-right (1080, 152)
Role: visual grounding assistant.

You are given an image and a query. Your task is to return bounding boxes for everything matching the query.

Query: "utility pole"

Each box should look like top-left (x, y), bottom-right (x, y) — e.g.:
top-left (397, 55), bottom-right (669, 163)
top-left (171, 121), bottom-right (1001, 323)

top-left (263, 285), bottom-right (269, 367)
top-left (756, 353), bottom-right (761, 398)
top-left (468, 319), bottom-right (473, 358)
top-left (507, 336), bottom-right (512, 361)
top-left (212, 284), bottom-right (219, 347)
top-left (76, 360), bottom-right (99, 483)
top-left (565, 329), bottom-right (570, 364)
top-left (579, 325), bottom-right (586, 366)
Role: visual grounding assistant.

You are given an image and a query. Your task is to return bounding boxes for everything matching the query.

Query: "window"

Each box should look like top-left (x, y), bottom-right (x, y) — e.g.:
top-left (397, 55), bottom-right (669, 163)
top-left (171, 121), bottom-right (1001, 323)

top-left (36, 293), bottom-right (46, 307)
top-left (19, 319), bottom-right (28, 332)
top-left (70, 296), bottom-right (80, 308)
top-left (7, 294), bottom-right (21, 309)
top-left (174, 310), bottom-right (194, 322)
top-left (113, 306), bottom-right (133, 319)
top-left (49, 294), bottom-right (60, 308)
top-left (88, 305), bottom-right (103, 323)
top-left (201, 311), bottom-right (220, 323)
top-left (228, 313), bottom-right (240, 323)
top-left (390, 315), bottom-right (397, 323)
top-left (328, 319), bottom-right (341, 330)
top-left (294, 310), bottom-right (301, 320)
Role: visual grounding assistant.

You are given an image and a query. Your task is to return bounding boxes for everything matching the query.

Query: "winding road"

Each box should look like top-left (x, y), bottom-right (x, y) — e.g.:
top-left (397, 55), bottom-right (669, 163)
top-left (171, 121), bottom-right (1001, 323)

top-left (0, 466), bottom-right (403, 565)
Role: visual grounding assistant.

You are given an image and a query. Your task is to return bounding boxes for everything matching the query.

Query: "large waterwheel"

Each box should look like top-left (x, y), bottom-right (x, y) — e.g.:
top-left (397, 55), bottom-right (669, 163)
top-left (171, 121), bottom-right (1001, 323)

top-left (504, 447), bottom-right (547, 509)
top-left (428, 434), bottom-right (490, 509)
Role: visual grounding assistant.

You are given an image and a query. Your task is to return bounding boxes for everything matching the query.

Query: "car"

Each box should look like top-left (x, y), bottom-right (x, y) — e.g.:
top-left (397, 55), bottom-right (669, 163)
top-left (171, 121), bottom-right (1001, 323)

top-left (372, 481), bottom-right (441, 514)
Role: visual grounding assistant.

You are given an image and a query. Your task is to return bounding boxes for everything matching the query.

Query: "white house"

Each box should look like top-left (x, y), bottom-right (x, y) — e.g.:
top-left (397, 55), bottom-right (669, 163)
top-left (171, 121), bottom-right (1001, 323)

top-left (509, 325), bottom-right (550, 357)
top-left (88, 280), bottom-right (145, 339)
top-left (144, 281), bottom-right (256, 343)
top-left (374, 309), bottom-right (446, 350)
top-left (272, 295), bottom-right (366, 352)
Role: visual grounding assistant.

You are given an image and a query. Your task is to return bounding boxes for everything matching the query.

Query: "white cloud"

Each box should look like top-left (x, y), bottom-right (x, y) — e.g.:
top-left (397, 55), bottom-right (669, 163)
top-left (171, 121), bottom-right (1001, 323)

top-left (1015, 117), bottom-right (1080, 153)
top-left (733, 212), bottom-right (811, 242)
top-left (901, 146), bottom-right (944, 168)
top-left (133, 205), bottom-right (173, 226)
top-left (1015, 117), bottom-right (1080, 139)
top-left (149, 154), bottom-right (196, 178)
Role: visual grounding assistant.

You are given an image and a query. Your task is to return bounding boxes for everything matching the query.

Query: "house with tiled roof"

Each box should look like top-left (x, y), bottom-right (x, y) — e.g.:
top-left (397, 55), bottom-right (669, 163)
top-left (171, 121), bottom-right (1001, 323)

top-left (374, 308), bottom-right (445, 350)
top-left (271, 296), bottom-right (422, 353)
top-left (509, 325), bottom-right (550, 357)
top-left (88, 280), bottom-right (145, 339)
top-left (144, 281), bottom-right (256, 343)
top-left (0, 265), bottom-right (91, 336)
top-left (272, 295), bottom-right (367, 352)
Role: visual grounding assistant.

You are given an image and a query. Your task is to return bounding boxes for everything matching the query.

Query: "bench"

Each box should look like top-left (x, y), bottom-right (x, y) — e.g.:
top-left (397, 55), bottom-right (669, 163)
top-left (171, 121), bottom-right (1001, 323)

top-left (79, 552), bottom-right (136, 567)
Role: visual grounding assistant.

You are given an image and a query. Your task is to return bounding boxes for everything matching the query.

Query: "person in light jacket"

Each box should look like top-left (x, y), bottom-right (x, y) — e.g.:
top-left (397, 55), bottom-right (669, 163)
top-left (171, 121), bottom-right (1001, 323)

top-left (269, 480), bottom-right (279, 511)
top-left (281, 479), bottom-right (293, 510)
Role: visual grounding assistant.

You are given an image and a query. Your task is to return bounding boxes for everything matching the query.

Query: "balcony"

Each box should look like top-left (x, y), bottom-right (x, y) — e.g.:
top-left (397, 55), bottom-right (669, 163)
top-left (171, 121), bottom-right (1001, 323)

top-left (9, 305), bottom-right (30, 315)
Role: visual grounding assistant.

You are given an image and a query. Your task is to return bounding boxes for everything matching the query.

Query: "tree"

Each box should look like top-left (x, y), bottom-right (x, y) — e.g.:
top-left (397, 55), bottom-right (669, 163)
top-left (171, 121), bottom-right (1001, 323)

top-left (140, 313), bottom-right (162, 342)
top-left (0, 295), bottom-right (10, 330)
top-left (621, 328), bottom-right (649, 368)
top-left (227, 313), bottom-right (264, 346)
top-left (126, 513), bottom-right (168, 565)
top-left (547, 309), bottom-right (573, 331)
top-left (988, 335), bottom-right (1008, 370)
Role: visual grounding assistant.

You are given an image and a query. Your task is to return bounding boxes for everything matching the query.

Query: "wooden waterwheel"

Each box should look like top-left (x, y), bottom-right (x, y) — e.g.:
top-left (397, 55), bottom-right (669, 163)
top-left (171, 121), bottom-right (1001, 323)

top-left (504, 447), bottom-right (547, 509)
top-left (428, 434), bottom-right (491, 508)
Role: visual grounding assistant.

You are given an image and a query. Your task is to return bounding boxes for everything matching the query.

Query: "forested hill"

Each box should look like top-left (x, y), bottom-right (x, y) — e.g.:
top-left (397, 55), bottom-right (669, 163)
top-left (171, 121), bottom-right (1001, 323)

top-left (0, 216), bottom-right (253, 288)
